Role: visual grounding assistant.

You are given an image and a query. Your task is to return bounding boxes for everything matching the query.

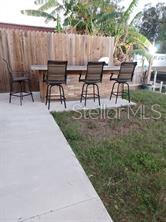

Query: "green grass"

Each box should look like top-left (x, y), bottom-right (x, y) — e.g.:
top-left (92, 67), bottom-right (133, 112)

top-left (52, 90), bottom-right (166, 222)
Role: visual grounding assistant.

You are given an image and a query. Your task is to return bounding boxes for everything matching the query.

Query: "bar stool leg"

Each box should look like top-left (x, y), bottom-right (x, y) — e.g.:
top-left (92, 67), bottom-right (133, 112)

top-left (84, 84), bottom-right (89, 106)
top-left (48, 85), bottom-right (52, 110)
top-left (93, 84), bottom-right (95, 102)
top-left (126, 82), bottom-right (130, 103)
top-left (59, 85), bottom-right (63, 104)
top-left (60, 85), bottom-right (66, 108)
top-left (9, 82), bottom-right (13, 103)
top-left (110, 81), bottom-right (117, 100)
top-left (28, 80), bottom-right (34, 102)
top-left (80, 83), bottom-right (85, 103)
top-left (45, 84), bottom-right (49, 105)
top-left (20, 82), bottom-right (23, 106)
top-left (95, 84), bottom-right (100, 106)
top-left (121, 83), bottom-right (124, 99)
top-left (115, 82), bottom-right (120, 104)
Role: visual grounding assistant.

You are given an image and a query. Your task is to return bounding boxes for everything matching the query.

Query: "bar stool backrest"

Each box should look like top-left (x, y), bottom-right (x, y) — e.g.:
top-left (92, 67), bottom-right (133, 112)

top-left (47, 60), bottom-right (68, 83)
top-left (2, 58), bottom-right (14, 80)
top-left (86, 62), bottom-right (105, 82)
top-left (118, 62), bottom-right (137, 81)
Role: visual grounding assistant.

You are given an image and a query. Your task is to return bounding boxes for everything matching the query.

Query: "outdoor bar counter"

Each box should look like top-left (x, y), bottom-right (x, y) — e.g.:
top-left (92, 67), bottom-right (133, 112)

top-left (31, 65), bottom-right (120, 101)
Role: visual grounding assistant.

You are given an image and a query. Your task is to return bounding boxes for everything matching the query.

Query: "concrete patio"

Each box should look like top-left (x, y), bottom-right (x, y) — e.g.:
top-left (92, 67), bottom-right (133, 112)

top-left (0, 93), bottom-right (135, 222)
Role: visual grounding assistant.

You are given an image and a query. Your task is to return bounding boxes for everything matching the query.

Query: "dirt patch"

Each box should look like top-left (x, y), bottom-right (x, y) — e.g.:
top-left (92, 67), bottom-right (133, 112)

top-left (70, 107), bottom-right (154, 141)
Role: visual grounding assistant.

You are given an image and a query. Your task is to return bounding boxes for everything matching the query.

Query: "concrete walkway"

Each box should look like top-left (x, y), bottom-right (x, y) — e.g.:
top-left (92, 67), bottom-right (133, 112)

top-left (0, 93), bottom-right (133, 222)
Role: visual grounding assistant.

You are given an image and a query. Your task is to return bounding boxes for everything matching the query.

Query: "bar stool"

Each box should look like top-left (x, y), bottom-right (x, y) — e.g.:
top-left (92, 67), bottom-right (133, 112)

top-left (45, 60), bottom-right (67, 109)
top-left (110, 62), bottom-right (137, 103)
top-left (2, 58), bottom-right (34, 105)
top-left (79, 62), bottom-right (105, 106)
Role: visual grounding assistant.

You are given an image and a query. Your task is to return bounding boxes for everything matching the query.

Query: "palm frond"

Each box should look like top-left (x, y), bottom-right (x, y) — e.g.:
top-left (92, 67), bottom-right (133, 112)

top-left (21, 9), bottom-right (56, 21)
top-left (130, 12), bottom-right (142, 26)
top-left (34, 0), bottom-right (48, 6)
top-left (128, 28), bottom-right (152, 49)
top-left (38, 0), bottom-right (59, 11)
top-left (44, 7), bottom-right (60, 23)
top-left (123, 0), bottom-right (138, 22)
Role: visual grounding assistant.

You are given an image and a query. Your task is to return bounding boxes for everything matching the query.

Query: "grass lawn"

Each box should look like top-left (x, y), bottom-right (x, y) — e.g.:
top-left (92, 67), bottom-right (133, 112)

top-left (52, 90), bottom-right (166, 222)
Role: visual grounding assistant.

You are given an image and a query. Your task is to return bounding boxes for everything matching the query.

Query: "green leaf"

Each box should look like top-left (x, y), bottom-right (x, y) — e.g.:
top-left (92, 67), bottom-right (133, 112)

top-left (130, 12), bottom-right (142, 26)
top-left (96, 12), bottom-right (116, 23)
top-left (21, 9), bottom-right (56, 21)
top-left (34, 0), bottom-right (47, 5)
top-left (123, 0), bottom-right (138, 23)
top-left (38, 0), bottom-right (59, 11)
top-left (128, 28), bottom-right (152, 49)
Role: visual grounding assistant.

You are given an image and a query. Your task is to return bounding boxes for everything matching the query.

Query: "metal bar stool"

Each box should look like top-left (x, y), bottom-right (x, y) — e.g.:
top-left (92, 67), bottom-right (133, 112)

top-left (2, 58), bottom-right (34, 105)
top-left (110, 62), bottom-right (137, 103)
top-left (45, 60), bottom-right (67, 110)
top-left (79, 62), bottom-right (105, 106)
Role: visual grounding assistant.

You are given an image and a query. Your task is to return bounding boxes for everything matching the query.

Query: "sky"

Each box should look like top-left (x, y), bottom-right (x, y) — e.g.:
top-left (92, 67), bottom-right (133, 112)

top-left (0, 0), bottom-right (165, 27)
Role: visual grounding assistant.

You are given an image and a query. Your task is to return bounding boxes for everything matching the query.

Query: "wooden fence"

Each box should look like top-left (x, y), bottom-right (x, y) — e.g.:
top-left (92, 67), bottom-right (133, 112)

top-left (0, 28), bottom-right (114, 92)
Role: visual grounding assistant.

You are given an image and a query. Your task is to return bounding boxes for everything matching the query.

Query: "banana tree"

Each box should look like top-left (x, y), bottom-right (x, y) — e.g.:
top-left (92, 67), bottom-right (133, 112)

top-left (63, 0), bottom-right (121, 34)
top-left (22, 0), bottom-right (153, 63)
top-left (96, 0), bottom-right (153, 63)
top-left (22, 0), bottom-right (119, 34)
